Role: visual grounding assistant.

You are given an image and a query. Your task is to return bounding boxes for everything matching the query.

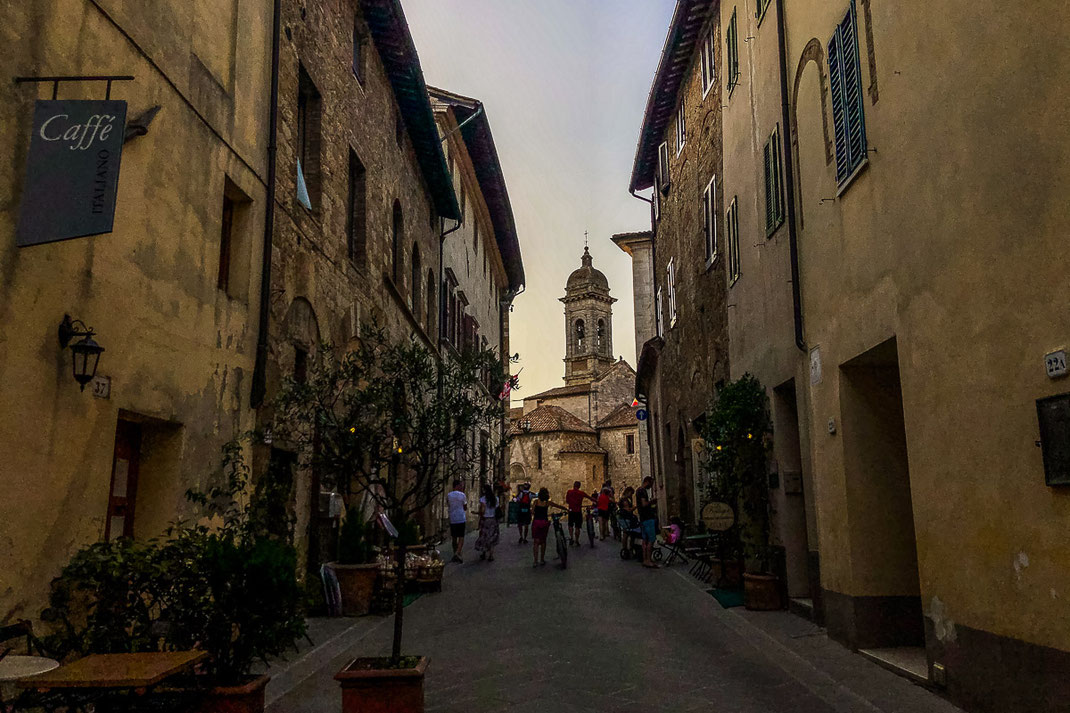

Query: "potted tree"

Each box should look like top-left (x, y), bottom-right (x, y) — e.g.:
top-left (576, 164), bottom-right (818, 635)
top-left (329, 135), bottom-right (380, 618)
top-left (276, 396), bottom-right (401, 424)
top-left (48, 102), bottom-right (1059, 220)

top-left (697, 374), bottom-right (781, 610)
top-left (272, 325), bottom-right (508, 713)
top-left (41, 441), bottom-right (307, 713)
top-left (331, 515), bottom-right (379, 616)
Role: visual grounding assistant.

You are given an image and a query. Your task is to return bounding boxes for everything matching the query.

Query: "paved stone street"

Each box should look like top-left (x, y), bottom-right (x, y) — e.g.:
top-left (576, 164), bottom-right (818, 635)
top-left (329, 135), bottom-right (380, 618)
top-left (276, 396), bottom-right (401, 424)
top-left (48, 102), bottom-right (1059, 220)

top-left (266, 535), bottom-right (963, 713)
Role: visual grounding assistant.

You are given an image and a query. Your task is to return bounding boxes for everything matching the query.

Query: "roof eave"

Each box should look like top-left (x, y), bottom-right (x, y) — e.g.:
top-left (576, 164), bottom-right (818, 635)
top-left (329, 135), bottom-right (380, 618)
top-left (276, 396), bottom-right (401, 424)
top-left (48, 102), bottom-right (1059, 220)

top-left (364, 0), bottom-right (459, 220)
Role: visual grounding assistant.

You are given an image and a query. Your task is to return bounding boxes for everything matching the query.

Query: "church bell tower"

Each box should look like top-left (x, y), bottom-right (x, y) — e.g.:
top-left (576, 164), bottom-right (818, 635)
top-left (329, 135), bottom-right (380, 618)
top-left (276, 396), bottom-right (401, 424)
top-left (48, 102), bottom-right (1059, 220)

top-left (561, 246), bottom-right (616, 386)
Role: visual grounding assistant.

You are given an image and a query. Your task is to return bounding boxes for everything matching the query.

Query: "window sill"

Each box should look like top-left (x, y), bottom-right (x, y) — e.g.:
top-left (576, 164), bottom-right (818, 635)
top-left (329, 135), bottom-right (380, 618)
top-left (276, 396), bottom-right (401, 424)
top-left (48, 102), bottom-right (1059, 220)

top-left (704, 253), bottom-right (719, 273)
top-left (729, 274), bottom-right (741, 287)
top-left (702, 82), bottom-right (715, 101)
top-left (756, 2), bottom-right (771, 28)
top-left (835, 157), bottom-right (870, 198)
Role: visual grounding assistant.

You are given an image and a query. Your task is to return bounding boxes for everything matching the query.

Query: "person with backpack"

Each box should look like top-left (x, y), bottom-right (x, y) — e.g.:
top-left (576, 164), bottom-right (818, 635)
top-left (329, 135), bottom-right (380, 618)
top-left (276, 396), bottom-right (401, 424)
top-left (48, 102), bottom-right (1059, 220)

top-left (514, 483), bottom-right (534, 544)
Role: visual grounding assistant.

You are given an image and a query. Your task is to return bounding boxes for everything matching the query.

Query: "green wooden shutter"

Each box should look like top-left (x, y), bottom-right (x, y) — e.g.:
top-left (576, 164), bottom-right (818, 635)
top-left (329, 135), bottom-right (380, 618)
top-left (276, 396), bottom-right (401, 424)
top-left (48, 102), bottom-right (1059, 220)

top-left (828, 0), bottom-right (867, 184)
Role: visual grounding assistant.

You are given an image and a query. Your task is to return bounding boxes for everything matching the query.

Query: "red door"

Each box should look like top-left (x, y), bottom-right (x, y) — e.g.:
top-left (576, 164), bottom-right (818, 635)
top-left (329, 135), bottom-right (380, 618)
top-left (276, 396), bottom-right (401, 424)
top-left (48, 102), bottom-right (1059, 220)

top-left (105, 420), bottom-right (141, 540)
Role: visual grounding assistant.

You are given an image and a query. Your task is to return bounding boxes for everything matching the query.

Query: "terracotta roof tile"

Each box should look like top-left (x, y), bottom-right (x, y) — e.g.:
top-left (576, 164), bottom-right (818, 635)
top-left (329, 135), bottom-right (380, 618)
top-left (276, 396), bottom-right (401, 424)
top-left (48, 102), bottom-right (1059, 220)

top-left (525, 383), bottom-right (592, 401)
top-left (507, 405), bottom-right (595, 436)
top-left (598, 403), bottom-right (638, 429)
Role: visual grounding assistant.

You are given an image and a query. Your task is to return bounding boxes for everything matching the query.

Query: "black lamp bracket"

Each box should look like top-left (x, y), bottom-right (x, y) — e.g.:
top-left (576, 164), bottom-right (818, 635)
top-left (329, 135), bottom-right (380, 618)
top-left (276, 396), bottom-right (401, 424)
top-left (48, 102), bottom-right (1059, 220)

top-left (58, 314), bottom-right (95, 349)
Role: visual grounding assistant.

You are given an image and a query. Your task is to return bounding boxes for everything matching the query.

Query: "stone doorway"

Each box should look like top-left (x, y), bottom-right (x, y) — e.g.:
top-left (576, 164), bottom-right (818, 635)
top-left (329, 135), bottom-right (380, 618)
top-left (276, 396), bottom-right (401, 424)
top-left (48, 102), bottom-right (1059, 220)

top-left (836, 337), bottom-right (925, 657)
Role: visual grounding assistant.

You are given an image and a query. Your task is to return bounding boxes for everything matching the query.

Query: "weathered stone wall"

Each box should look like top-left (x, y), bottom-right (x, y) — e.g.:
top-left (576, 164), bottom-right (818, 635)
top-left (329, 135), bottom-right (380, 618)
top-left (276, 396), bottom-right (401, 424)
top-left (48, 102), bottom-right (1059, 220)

top-left (648, 5), bottom-right (728, 524)
top-left (507, 433), bottom-right (603, 502)
top-left (524, 393), bottom-right (590, 423)
top-left (600, 425), bottom-right (641, 493)
top-left (590, 361), bottom-right (637, 424)
top-left (264, 0), bottom-right (446, 563)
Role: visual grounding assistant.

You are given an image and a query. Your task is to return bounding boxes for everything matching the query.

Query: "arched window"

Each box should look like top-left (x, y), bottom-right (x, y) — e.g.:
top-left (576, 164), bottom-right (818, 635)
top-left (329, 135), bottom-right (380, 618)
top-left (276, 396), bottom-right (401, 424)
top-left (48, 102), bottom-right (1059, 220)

top-left (426, 269), bottom-right (436, 337)
top-left (575, 319), bottom-right (585, 352)
top-left (392, 200), bottom-right (403, 281)
top-left (411, 242), bottom-right (421, 317)
top-left (597, 319), bottom-right (606, 349)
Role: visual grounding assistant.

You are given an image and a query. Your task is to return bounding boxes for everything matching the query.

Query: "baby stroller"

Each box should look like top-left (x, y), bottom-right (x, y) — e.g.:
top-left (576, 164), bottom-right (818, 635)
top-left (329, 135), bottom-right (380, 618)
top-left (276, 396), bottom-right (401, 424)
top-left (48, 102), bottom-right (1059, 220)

top-left (617, 511), bottom-right (643, 560)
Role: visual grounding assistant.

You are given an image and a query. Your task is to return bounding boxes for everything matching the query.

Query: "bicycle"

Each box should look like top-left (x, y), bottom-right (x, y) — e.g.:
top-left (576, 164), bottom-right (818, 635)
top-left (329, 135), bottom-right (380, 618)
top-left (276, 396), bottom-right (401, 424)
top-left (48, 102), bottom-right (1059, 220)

top-left (585, 506), bottom-right (596, 548)
top-left (550, 513), bottom-right (568, 569)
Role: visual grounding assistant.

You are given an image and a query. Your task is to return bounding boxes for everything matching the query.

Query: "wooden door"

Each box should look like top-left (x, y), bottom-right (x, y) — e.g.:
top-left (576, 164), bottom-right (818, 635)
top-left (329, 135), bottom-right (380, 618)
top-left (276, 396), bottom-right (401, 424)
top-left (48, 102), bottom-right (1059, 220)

top-left (105, 420), bottom-right (141, 540)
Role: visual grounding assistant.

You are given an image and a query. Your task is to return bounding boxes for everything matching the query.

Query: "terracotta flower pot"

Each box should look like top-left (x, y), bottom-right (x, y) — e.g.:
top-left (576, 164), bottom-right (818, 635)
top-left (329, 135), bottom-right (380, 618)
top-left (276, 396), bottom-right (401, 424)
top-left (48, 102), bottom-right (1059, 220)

top-left (193, 674), bottom-right (270, 713)
top-left (336, 656), bottom-right (428, 713)
top-left (743, 572), bottom-right (783, 611)
top-left (332, 562), bottom-right (380, 616)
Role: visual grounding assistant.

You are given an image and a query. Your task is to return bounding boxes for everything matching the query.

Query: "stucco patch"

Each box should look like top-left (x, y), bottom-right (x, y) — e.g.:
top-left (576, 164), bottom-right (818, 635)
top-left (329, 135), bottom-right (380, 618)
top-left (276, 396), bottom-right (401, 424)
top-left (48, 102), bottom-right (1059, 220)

top-left (928, 595), bottom-right (957, 643)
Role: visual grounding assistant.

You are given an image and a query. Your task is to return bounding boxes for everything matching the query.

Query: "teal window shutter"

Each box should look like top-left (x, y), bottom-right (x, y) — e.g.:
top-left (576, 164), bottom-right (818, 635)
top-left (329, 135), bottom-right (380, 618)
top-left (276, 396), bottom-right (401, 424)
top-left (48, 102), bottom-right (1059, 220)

top-left (828, 0), bottom-right (867, 184)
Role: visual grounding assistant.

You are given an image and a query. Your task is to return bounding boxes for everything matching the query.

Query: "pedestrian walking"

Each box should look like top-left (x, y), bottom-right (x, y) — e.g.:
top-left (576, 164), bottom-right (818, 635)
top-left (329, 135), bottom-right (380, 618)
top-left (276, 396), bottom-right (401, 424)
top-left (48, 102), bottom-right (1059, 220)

top-left (565, 481), bottom-right (596, 546)
top-left (446, 480), bottom-right (468, 563)
top-left (596, 486), bottom-right (613, 540)
top-left (474, 483), bottom-right (500, 562)
top-left (530, 487), bottom-right (567, 566)
top-left (618, 486), bottom-right (637, 554)
top-left (515, 483), bottom-right (534, 544)
top-left (636, 476), bottom-right (659, 568)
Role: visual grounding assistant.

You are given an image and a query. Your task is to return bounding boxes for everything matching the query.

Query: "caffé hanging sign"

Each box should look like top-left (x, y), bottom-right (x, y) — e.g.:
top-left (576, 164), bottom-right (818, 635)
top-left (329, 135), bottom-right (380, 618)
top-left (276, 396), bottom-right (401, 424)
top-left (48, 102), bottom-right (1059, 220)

top-left (16, 100), bottom-right (127, 247)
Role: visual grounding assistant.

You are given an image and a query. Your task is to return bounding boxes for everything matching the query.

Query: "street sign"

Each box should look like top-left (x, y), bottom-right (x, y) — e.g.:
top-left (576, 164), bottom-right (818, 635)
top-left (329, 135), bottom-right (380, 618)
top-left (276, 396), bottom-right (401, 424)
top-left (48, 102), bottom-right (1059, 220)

top-left (701, 501), bottom-right (735, 531)
top-left (636, 408), bottom-right (648, 421)
top-left (17, 99), bottom-right (127, 247)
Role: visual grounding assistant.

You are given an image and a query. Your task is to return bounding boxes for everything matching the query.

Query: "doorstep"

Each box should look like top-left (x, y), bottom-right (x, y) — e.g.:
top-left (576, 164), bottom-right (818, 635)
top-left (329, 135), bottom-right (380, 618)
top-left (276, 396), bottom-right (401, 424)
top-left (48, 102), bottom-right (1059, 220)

top-left (858, 646), bottom-right (929, 686)
top-left (788, 597), bottom-right (814, 621)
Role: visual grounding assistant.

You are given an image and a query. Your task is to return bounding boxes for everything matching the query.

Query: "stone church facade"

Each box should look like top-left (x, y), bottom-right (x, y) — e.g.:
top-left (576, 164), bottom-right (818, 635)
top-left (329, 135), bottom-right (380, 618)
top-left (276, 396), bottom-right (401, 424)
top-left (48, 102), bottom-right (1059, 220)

top-left (507, 248), bottom-right (642, 501)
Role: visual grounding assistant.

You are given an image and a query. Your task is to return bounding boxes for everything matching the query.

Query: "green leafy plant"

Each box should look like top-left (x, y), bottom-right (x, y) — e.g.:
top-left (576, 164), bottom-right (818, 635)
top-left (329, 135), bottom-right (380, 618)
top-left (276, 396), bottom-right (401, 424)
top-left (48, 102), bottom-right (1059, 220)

top-left (41, 441), bottom-right (307, 684)
top-left (272, 323), bottom-right (508, 663)
top-left (696, 374), bottom-right (774, 572)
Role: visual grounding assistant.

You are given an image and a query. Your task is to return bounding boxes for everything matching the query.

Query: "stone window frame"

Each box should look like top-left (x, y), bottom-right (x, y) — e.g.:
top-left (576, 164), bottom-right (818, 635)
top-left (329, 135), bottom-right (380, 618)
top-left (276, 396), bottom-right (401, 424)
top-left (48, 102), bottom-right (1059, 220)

top-left (296, 65), bottom-right (322, 212)
top-left (655, 287), bottom-right (664, 338)
top-left (411, 242), bottom-right (422, 318)
top-left (392, 200), bottom-right (404, 283)
top-left (626, 433), bottom-right (635, 455)
top-left (351, 16), bottom-right (365, 84)
top-left (346, 149), bottom-right (367, 266)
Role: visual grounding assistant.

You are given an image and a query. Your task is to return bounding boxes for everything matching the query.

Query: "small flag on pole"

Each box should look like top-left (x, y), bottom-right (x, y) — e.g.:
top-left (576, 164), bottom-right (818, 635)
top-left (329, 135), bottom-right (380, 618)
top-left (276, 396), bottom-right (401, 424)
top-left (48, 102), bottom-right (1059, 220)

top-left (631, 398), bottom-right (640, 407)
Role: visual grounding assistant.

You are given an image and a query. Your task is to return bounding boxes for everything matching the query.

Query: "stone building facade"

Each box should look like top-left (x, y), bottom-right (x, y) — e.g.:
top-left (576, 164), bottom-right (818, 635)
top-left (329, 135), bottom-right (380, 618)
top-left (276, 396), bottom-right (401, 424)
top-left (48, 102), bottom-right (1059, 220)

top-left (507, 249), bottom-right (642, 498)
top-left (622, 0), bottom-right (1070, 710)
top-left (257, 0), bottom-right (460, 570)
top-left (430, 86), bottom-right (525, 529)
top-left (0, 0), bottom-right (272, 618)
top-left (627, 0), bottom-right (729, 525)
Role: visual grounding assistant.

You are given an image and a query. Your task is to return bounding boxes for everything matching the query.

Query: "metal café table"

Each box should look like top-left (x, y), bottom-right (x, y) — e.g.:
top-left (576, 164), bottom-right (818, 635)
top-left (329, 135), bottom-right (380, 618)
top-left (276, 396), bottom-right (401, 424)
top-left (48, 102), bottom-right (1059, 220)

top-left (0, 656), bottom-right (60, 711)
top-left (17, 650), bottom-right (207, 712)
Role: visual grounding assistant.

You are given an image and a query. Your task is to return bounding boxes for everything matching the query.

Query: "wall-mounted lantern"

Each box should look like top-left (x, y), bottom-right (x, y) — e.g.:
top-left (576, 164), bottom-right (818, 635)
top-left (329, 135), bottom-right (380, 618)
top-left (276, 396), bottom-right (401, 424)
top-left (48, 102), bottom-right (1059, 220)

top-left (58, 314), bottom-right (104, 391)
top-left (520, 419), bottom-right (532, 433)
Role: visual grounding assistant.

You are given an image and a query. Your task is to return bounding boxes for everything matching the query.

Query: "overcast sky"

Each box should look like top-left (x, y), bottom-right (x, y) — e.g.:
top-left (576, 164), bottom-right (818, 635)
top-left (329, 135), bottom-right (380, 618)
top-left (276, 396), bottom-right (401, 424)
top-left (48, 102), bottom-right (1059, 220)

top-left (405, 0), bottom-right (674, 404)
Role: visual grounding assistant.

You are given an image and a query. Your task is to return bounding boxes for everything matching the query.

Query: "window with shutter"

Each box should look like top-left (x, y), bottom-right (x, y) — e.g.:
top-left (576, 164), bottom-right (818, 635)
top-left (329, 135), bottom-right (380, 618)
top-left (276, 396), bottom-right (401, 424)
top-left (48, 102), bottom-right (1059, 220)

top-left (675, 102), bottom-right (686, 156)
top-left (828, 0), bottom-right (867, 186)
top-left (727, 196), bottom-right (741, 283)
top-left (701, 31), bottom-right (716, 97)
top-left (764, 125), bottom-right (784, 234)
top-left (655, 287), bottom-right (664, 338)
top-left (657, 141), bottom-right (671, 194)
top-left (667, 259), bottom-right (678, 327)
top-left (703, 176), bottom-right (717, 263)
top-left (726, 8), bottom-right (740, 93)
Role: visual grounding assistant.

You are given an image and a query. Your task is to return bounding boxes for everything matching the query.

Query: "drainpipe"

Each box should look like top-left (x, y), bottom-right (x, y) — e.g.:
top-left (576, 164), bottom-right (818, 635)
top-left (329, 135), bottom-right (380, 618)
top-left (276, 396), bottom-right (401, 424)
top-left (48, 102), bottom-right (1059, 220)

top-left (250, 0), bottom-right (282, 407)
top-left (629, 187), bottom-right (660, 494)
top-left (439, 102), bottom-right (484, 145)
top-left (776, 0), bottom-right (806, 352)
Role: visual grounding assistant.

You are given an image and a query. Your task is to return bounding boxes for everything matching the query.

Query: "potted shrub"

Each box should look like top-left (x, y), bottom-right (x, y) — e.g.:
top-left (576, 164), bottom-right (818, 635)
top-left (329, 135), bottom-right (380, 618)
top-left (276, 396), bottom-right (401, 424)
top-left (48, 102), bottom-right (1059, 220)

top-left (331, 515), bottom-right (379, 616)
top-left (41, 442), bottom-right (307, 713)
top-left (272, 325), bottom-right (509, 713)
top-left (697, 374), bottom-right (782, 610)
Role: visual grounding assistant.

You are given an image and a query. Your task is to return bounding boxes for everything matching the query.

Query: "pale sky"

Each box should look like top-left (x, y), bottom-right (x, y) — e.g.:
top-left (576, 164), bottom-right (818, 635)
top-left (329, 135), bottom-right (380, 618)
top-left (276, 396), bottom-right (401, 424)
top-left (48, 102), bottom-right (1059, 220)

top-left (405, 0), bottom-right (674, 404)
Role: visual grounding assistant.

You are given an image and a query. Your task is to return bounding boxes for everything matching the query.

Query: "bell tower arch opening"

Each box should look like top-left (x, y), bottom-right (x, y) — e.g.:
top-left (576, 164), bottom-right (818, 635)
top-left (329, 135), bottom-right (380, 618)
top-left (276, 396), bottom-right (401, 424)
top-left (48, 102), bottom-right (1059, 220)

top-left (561, 245), bottom-right (617, 386)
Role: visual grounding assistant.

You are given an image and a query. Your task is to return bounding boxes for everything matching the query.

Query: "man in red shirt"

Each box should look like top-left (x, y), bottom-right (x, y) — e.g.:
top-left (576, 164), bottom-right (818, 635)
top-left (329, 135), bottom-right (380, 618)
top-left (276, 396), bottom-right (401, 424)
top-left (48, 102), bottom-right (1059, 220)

top-left (564, 481), bottom-right (595, 546)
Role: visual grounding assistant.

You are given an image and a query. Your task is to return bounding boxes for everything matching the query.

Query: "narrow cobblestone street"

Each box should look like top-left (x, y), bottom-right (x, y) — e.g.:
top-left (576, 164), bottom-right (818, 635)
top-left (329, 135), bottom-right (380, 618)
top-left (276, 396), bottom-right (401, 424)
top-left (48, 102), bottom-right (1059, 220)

top-left (267, 534), bottom-right (962, 713)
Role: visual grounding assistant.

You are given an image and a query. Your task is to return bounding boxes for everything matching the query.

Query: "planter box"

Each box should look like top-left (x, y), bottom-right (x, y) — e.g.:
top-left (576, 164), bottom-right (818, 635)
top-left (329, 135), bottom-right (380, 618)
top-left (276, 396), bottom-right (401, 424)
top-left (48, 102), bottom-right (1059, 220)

top-left (336, 656), bottom-right (428, 713)
top-left (332, 563), bottom-right (380, 616)
top-left (743, 572), bottom-right (783, 611)
top-left (194, 674), bottom-right (270, 713)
